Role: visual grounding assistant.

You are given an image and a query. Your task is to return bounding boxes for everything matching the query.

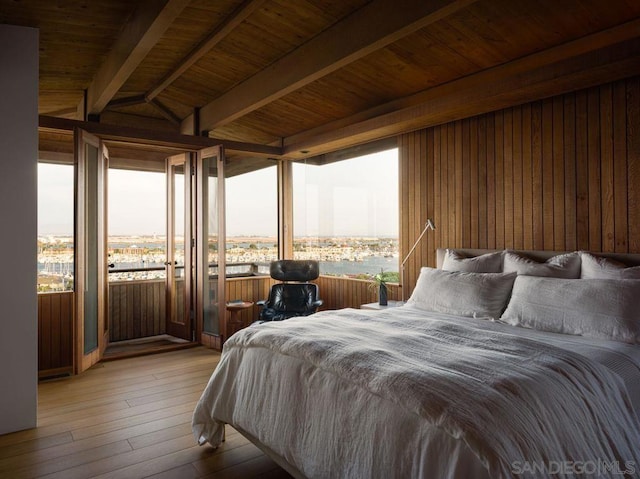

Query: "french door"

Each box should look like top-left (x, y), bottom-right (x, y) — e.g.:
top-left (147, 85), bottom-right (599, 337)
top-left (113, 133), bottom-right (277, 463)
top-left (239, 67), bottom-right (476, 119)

top-left (195, 146), bottom-right (226, 346)
top-left (166, 153), bottom-right (193, 341)
top-left (74, 129), bottom-right (109, 373)
top-left (73, 134), bottom-right (226, 364)
top-left (165, 147), bottom-right (226, 346)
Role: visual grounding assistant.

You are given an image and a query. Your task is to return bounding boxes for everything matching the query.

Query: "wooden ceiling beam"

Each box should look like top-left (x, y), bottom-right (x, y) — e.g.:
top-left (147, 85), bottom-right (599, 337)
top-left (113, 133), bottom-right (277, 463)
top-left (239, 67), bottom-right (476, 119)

top-left (146, 0), bottom-right (267, 102)
top-left (282, 19), bottom-right (640, 159)
top-left (149, 99), bottom-right (182, 126)
top-left (189, 0), bottom-right (477, 132)
top-left (107, 95), bottom-right (148, 109)
top-left (38, 148), bottom-right (168, 170)
top-left (39, 115), bottom-right (282, 158)
top-left (41, 106), bottom-right (80, 117)
top-left (86, 0), bottom-right (191, 116)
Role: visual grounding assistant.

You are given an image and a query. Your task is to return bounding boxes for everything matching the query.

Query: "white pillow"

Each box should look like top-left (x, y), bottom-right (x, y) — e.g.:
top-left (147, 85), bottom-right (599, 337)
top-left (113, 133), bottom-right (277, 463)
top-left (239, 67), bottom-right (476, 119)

top-left (500, 276), bottom-right (640, 344)
top-left (580, 252), bottom-right (640, 279)
top-left (441, 249), bottom-right (503, 273)
top-left (407, 267), bottom-right (516, 320)
top-left (503, 251), bottom-right (580, 278)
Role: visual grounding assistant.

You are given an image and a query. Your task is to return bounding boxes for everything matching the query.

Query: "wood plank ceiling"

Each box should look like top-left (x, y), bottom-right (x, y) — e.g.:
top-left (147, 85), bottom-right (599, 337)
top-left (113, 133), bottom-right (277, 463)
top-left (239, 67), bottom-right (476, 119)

top-left (2, 0), bottom-right (640, 167)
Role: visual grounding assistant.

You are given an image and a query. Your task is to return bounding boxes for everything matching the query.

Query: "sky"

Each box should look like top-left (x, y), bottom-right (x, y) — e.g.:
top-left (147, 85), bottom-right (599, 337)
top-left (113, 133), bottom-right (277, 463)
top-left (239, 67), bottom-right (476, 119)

top-left (293, 150), bottom-right (399, 237)
top-left (37, 148), bottom-right (399, 238)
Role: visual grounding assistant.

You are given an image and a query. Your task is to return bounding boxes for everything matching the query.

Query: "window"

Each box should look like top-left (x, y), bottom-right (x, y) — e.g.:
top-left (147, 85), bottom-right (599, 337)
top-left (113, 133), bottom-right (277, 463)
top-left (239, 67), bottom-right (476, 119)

top-left (225, 165), bottom-right (278, 275)
top-left (37, 163), bottom-right (74, 292)
top-left (292, 149), bottom-right (399, 279)
top-left (108, 168), bottom-right (166, 281)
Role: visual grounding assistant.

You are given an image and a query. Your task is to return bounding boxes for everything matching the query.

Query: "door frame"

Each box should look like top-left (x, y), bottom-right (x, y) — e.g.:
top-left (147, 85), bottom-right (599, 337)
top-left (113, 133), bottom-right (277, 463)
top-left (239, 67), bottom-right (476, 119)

top-left (165, 153), bottom-right (194, 341)
top-left (74, 128), bottom-right (109, 374)
top-left (195, 146), bottom-right (226, 348)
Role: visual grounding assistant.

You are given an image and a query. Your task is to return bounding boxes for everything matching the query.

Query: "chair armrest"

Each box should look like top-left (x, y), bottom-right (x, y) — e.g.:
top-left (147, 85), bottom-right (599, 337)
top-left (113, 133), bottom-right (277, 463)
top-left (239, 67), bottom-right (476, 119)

top-left (256, 300), bottom-right (267, 308)
top-left (312, 299), bottom-right (323, 308)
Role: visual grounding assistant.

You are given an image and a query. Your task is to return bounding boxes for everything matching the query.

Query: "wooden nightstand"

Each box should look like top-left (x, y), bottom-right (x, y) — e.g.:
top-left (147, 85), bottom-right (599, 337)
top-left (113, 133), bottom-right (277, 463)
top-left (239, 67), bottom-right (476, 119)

top-left (360, 300), bottom-right (404, 310)
top-left (226, 301), bottom-right (254, 335)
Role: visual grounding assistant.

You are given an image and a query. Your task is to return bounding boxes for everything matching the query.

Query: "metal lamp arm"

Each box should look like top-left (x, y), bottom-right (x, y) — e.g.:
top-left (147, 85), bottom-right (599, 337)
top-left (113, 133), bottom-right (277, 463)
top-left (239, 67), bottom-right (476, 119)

top-left (401, 219), bottom-right (435, 268)
top-left (401, 219), bottom-right (435, 301)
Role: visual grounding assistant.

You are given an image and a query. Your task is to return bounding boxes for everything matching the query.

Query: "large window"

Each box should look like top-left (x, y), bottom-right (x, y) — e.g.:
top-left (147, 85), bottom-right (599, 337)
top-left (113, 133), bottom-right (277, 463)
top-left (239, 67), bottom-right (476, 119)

top-left (108, 168), bottom-right (166, 281)
top-left (292, 149), bottom-right (399, 278)
top-left (37, 163), bottom-right (74, 292)
top-left (225, 165), bottom-right (278, 275)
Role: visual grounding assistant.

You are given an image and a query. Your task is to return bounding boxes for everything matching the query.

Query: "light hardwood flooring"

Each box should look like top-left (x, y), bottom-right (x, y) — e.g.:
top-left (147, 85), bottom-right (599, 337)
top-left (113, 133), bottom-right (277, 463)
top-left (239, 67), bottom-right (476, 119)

top-left (0, 347), bottom-right (293, 479)
top-left (102, 335), bottom-right (195, 361)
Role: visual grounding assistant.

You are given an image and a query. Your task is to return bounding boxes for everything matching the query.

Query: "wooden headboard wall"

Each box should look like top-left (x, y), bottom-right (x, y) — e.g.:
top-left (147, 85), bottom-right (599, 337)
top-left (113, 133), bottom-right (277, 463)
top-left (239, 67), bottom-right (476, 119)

top-left (399, 75), bottom-right (640, 296)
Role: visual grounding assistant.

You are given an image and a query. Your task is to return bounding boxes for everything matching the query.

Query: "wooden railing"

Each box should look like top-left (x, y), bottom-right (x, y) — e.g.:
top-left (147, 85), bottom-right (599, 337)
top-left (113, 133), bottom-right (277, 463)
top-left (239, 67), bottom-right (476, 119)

top-left (109, 279), bottom-right (167, 341)
top-left (37, 274), bottom-right (395, 375)
top-left (315, 275), bottom-right (401, 310)
top-left (225, 275), bottom-right (275, 335)
top-left (38, 291), bottom-right (73, 378)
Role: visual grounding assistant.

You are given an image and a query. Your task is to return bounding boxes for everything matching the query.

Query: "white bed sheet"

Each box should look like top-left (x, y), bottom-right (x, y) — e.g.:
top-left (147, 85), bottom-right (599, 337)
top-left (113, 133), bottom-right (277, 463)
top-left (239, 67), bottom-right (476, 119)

top-left (192, 307), bottom-right (640, 479)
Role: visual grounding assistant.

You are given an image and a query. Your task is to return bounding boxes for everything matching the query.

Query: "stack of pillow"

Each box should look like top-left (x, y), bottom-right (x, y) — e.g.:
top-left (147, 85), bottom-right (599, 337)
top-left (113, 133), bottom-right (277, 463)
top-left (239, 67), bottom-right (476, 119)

top-left (406, 249), bottom-right (640, 344)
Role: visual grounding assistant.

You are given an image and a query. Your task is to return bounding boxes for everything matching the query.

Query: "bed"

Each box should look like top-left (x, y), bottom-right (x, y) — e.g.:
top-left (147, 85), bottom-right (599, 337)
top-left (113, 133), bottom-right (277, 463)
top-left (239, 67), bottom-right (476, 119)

top-left (192, 249), bottom-right (640, 478)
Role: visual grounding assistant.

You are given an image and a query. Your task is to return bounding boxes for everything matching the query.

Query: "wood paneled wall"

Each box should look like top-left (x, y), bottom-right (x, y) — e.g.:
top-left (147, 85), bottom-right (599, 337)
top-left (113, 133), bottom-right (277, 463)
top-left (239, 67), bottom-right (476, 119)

top-left (38, 292), bottom-right (73, 377)
top-left (225, 276), bottom-right (275, 331)
top-left (399, 76), bottom-right (640, 296)
top-left (224, 276), bottom-right (400, 321)
top-left (315, 276), bottom-right (400, 310)
top-left (225, 276), bottom-right (401, 324)
top-left (109, 280), bottom-right (166, 342)
top-left (37, 275), bottom-right (397, 370)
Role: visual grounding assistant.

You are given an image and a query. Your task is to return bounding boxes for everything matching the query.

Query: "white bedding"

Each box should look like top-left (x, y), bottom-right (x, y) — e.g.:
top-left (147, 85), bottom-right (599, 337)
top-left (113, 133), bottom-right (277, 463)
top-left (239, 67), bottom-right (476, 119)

top-left (192, 307), bottom-right (640, 479)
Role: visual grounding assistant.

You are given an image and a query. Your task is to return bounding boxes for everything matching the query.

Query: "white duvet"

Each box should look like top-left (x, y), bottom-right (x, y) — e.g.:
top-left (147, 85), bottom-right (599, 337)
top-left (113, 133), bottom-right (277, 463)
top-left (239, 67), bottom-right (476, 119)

top-left (192, 307), bottom-right (640, 479)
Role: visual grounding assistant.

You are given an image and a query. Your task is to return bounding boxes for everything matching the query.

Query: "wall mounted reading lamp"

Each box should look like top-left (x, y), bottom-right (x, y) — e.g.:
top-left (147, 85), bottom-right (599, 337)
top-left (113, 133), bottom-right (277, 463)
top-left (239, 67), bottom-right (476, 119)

top-left (401, 219), bottom-right (436, 302)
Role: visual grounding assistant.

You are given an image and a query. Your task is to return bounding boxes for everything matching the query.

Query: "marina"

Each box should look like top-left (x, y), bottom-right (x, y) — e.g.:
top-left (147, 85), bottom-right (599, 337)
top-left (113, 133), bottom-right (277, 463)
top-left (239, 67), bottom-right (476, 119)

top-left (37, 235), bottom-right (400, 291)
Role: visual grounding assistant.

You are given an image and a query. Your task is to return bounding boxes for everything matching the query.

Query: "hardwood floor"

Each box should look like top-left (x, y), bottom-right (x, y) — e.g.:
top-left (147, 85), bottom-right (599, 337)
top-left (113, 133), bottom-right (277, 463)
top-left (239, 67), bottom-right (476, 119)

top-left (0, 348), bottom-right (293, 479)
top-left (102, 335), bottom-right (195, 361)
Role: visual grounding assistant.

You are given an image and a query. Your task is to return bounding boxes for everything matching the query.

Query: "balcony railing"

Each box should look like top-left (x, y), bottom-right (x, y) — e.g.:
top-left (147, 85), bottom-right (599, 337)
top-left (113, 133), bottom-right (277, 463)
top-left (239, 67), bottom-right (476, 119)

top-left (107, 261), bottom-right (270, 280)
top-left (37, 263), bottom-right (399, 376)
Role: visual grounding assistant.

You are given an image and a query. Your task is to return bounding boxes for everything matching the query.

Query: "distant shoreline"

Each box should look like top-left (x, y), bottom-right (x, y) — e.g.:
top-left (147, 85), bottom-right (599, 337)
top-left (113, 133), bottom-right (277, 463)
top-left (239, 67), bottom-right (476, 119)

top-left (39, 234), bottom-right (398, 241)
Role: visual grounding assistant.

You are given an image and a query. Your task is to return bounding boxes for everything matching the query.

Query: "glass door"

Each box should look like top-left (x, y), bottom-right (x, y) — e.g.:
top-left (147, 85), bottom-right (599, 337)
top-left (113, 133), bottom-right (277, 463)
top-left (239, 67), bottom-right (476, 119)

top-left (74, 129), bottom-right (109, 373)
top-left (196, 146), bottom-right (226, 348)
top-left (166, 153), bottom-right (193, 341)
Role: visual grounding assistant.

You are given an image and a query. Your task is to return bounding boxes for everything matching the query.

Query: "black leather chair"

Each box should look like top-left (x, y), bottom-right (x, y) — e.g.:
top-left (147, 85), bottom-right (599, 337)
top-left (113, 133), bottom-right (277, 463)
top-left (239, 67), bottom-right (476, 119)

top-left (256, 260), bottom-right (323, 321)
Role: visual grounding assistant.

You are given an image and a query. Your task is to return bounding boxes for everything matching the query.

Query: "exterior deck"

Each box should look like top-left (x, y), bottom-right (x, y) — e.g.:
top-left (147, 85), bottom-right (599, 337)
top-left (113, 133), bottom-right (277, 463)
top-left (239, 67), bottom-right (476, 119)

top-left (37, 273), bottom-right (400, 377)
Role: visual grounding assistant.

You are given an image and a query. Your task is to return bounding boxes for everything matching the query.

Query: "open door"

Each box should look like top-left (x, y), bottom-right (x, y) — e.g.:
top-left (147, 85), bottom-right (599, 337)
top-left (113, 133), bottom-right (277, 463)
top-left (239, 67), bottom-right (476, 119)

top-left (166, 153), bottom-right (193, 341)
top-left (195, 146), bottom-right (226, 349)
top-left (74, 129), bottom-right (109, 373)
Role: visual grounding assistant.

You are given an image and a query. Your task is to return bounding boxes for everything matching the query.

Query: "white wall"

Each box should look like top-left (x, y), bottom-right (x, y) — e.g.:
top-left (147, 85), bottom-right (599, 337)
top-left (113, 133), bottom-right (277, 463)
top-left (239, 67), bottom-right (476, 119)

top-left (0, 25), bottom-right (39, 434)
